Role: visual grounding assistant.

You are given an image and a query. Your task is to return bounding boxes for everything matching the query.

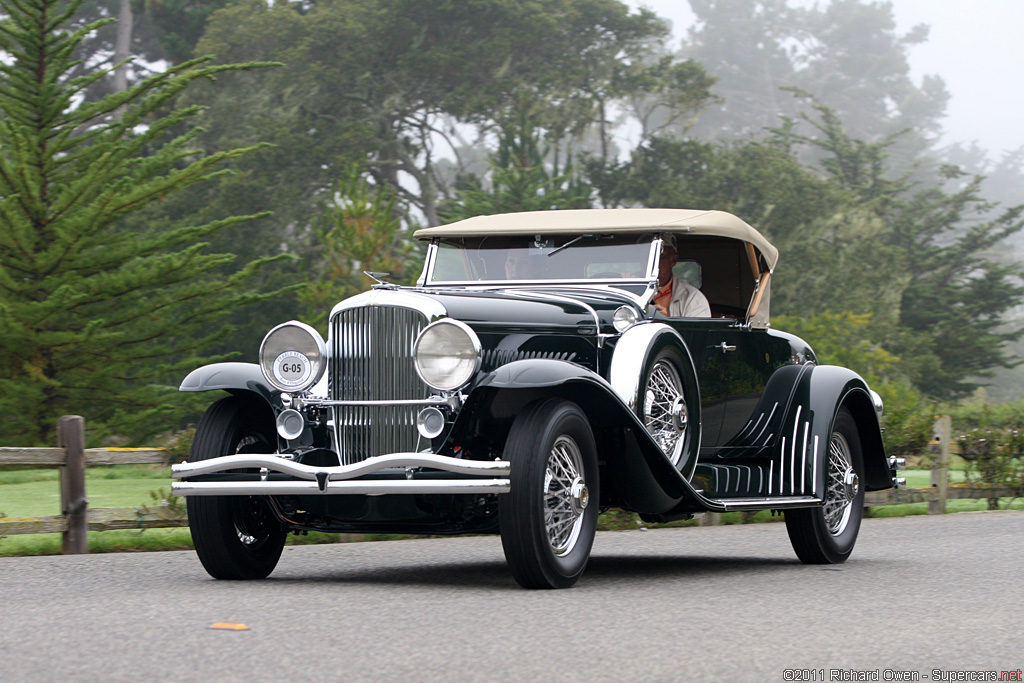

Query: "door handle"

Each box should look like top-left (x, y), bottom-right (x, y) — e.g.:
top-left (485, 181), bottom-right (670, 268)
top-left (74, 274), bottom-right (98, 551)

top-left (710, 342), bottom-right (737, 353)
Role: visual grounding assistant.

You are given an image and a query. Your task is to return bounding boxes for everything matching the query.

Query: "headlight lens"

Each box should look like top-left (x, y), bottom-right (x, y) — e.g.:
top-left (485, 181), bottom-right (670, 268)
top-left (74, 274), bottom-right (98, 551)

top-left (413, 319), bottom-right (481, 391)
top-left (259, 321), bottom-right (327, 393)
top-left (612, 305), bottom-right (639, 332)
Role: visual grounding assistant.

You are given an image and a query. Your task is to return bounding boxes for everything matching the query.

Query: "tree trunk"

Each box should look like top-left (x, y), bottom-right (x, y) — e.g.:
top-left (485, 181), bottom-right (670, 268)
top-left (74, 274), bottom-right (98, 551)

top-left (113, 0), bottom-right (133, 94)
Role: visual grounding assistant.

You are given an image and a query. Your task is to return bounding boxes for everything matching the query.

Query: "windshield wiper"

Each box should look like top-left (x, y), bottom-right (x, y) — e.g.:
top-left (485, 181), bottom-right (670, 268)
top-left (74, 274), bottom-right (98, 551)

top-left (546, 234), bottom-right (611, 257)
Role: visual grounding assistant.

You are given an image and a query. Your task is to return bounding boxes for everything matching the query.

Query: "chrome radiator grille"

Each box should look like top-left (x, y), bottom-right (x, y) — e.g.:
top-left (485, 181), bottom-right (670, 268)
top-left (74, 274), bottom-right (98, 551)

top-left (330, 305), bottom-right (430, 464)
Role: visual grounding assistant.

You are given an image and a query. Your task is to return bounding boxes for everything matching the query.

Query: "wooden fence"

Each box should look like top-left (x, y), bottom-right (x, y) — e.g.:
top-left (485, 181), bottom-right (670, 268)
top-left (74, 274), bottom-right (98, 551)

top-left (0, 416), bottom-right (187, 553)
top-left (1, 416), bottom-right (1020, 550)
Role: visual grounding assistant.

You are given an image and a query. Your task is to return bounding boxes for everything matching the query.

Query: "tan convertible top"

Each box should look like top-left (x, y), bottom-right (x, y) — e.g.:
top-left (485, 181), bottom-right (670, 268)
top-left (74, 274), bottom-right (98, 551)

top-left (414, 208), bottom-right (779, 269)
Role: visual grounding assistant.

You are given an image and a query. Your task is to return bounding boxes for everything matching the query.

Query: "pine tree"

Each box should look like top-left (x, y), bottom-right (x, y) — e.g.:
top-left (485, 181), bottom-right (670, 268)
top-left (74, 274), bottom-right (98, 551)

top-left (0, 0), bottom-right (287, 444)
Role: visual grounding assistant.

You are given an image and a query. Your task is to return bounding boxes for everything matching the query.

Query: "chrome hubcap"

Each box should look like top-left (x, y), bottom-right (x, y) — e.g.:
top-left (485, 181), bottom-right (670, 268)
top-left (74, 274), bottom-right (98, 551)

top-left (824, 432), bottom-right (856, 536)
top-left (544, 435), bottom-right (587, 557)
top-left (644, 360), bottom-right (686, 465)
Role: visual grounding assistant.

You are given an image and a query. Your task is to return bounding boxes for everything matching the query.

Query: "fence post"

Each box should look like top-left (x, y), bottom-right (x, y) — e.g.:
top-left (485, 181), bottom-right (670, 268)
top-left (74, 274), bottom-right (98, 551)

top-left (699, 513), bottom-right (722, 526)
top-left (59, 416), bottom-right (88, 554)
top-left (928, 415), bottom-right (951, 515)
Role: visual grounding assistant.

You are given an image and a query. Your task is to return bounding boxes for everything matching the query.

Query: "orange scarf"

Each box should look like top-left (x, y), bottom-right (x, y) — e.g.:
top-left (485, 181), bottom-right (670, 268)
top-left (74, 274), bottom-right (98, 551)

top-left (653, 281), bottom-right (672, 312)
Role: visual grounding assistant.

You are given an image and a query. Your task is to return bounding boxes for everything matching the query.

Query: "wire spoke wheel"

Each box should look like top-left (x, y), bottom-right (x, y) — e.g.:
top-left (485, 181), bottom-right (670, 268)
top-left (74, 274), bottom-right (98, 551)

top-left (544, 435), bottom-right (588, 556)
top-left (644, 359), bottom-right (686, 464)
top-left (785, 407), bottom-right (865, 564)
top-left (500, 399), bottom-right (599, 589)
top-left (823, 432), bottom-right (857, 535)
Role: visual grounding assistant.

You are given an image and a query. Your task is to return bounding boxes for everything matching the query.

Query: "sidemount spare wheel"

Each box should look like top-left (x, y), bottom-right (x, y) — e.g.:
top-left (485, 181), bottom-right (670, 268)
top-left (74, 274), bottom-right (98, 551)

top-left (785, 407), bottom-right (865, 564)
top-left (499, 399), bottom-right (600, 589)
top-left (186, 395), bottom-right (287, 580)
top-left (636, 346), bottom-right (699, 475)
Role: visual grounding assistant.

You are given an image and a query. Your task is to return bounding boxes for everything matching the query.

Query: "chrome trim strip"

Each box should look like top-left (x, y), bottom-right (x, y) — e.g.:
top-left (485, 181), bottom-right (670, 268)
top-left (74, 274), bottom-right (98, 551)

top-left (172, 453), bottom-right (511, 480)
top-left (715, 495), bottom-right (819, 511)
top-left (779, 438), bottom-right (785, 493)
top-left (790, 405), bottom-right (802, 495)
top-left (306, 397), bottom-right (456, 408)
top-left (755, 403), bottom-right (777, 444)
top-left (800, 421), bottom-right (809, 494)
top-left (812, 434), bottom-right (820, 497)
top-left (173, 479), bottom-right (511, 496)
top-left (768, 459), bottom-right (773, 495)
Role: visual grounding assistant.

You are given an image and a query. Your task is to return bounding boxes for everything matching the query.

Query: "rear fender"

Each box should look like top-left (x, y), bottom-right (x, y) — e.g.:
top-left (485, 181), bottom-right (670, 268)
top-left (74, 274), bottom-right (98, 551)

top-left (791, 365), bottom-right (888, 494)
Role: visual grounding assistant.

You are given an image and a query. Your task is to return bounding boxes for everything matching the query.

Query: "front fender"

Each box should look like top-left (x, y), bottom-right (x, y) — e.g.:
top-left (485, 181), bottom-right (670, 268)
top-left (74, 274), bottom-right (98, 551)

top-left (179, 362), bottom-right (276, 407)
top-left (449, 359), bottom-right (691, 513)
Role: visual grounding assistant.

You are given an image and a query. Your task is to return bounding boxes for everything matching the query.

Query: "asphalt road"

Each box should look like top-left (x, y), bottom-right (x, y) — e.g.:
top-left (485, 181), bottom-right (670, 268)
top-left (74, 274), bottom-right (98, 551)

top-left (2, 511), bottom-right (1022, 682)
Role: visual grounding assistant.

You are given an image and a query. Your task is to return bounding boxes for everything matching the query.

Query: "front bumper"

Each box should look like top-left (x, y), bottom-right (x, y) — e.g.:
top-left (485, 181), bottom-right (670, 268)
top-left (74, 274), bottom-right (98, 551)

top-left (171, 453), bottom-right (511, 496)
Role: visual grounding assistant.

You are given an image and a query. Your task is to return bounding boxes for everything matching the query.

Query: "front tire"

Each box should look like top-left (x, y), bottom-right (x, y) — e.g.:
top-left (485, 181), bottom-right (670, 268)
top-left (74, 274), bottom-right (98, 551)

top-left (187, 395), bottom-right (287, 580)
top-left (785, 407), bottom-right (865, 564)
top-left (499, 399), bottom-right (599, 589)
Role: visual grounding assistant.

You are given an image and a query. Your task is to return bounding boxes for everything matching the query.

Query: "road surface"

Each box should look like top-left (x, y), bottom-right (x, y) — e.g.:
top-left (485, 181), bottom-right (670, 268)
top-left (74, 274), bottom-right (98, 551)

top-left (2, 511), bottom-right (1022, 682)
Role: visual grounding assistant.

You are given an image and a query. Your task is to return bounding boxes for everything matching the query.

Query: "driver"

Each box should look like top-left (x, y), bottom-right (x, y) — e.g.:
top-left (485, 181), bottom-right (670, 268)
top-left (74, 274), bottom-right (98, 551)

top-left (505, 249), bottom-right (546, 280)
top-left (652, 236), bottom-right (711, 317)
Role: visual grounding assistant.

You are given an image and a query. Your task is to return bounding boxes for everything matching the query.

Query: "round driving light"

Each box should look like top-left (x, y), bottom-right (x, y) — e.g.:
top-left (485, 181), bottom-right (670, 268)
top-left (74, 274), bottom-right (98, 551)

top-left (612, 306), bottom-right (639, 332)
top-left (259, 321), bottom-right (327, 393)
top-left (413, 319), bottom-right (481, 391)
top-left (416, 407), bottom-right (446, 439)
top-left (276, 409), bottom-right (306, 440)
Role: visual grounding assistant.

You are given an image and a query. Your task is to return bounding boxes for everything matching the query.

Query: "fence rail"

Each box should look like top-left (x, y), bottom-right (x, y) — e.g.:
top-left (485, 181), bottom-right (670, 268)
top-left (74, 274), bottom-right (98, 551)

top-left (0, 416), bottom-right (185, 553)
top-left (2, 416), bottom-right (1021, 551)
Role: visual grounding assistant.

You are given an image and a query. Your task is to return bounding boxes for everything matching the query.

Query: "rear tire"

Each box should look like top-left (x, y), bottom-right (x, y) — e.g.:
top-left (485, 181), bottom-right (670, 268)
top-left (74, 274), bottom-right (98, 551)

top-left (499, 399), bottom-right (599, 589)
top-left (785, 407), bottom-right (865, 564)
top-left (187, 396), bottom-right (286, 580)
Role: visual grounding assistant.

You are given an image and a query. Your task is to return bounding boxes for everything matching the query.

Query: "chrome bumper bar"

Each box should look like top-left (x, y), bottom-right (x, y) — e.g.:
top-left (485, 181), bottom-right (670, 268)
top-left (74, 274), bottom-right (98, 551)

top-left (171, 453), bottom-right (511, 496)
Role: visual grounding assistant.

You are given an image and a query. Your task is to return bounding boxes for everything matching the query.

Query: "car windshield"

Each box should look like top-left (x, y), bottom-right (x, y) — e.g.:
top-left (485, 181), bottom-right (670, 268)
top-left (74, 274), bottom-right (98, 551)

top-left (428, 234), bottom-right (656, 284)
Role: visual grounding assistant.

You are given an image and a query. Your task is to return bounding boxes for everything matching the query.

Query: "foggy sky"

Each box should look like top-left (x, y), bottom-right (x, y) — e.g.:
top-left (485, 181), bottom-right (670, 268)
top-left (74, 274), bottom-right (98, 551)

top-left (631, 0), bottom-right (1024, 158)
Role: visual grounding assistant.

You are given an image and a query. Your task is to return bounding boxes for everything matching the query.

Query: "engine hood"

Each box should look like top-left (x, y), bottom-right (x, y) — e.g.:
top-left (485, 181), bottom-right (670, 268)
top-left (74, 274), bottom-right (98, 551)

top-left (416, 286), bottom-right (642, 334)
top-left (333, 286), bottom-right (644, 334)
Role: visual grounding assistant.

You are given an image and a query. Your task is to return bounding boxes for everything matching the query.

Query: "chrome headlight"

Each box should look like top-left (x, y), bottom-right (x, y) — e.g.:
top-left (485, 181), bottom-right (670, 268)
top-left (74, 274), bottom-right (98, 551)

top-left (413, 319), bottom-right (481, 391)
top-left (612, 305), bottom-right (639, 332)
top-left (259, 321), bottom-right (327, 393)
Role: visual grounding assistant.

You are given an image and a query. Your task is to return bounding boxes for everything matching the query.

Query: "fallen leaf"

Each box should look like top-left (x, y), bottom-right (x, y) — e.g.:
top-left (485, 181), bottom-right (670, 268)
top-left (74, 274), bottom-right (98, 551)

top-left (208, 622), bottom-right (249, 631)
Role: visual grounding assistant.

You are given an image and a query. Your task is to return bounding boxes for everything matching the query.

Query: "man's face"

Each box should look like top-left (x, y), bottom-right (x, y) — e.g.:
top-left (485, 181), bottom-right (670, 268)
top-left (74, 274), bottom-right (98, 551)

top-left (505, 251), bottom-right (542, 279)
top-left (658, 244), bottom-right (677, 286)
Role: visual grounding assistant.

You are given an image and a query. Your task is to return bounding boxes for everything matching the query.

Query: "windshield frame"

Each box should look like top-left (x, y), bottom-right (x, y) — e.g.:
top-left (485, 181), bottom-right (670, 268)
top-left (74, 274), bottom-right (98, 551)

top-left (420, 233), bottom-right (662, 289)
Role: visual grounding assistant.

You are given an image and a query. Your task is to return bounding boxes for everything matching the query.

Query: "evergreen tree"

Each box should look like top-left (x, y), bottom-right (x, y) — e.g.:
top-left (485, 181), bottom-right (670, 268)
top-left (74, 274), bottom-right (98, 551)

top-left (596, 100), bottom-right (1024, 399)
top-left (0, 0), bottom-right (287, 444)
top-left (299, 165), bottom-right (416, 332)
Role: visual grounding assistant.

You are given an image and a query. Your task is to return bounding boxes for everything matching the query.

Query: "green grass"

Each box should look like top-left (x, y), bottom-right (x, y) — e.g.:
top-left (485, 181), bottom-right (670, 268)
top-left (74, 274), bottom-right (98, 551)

top-left (1, 465), bottom-right (1020, 557)
top-left (0, 466), bottom-right (173, 518)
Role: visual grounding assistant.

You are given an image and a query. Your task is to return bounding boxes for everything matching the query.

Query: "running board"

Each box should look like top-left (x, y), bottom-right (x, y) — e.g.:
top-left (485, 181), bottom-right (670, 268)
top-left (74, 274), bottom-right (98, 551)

top-left (713, 495), bottom-right (821, 511)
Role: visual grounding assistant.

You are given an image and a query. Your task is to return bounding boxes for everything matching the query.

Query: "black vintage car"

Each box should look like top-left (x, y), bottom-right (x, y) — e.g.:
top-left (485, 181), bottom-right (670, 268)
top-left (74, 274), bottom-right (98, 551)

top-left (172, 208), bottom-right (904, 589)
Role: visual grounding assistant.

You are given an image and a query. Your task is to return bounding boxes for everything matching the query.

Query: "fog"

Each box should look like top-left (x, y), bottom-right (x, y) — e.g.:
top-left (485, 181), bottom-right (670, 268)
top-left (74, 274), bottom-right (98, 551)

top-left (631, 0), bottom-right (1024, 158)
